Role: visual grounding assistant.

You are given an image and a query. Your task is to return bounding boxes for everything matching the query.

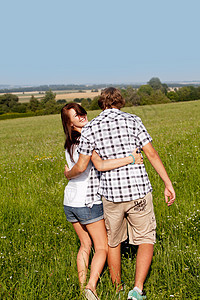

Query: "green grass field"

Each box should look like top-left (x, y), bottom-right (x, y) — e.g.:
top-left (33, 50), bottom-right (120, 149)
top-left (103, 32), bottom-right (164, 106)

top-left (0, 101), bottom-right (200, 299)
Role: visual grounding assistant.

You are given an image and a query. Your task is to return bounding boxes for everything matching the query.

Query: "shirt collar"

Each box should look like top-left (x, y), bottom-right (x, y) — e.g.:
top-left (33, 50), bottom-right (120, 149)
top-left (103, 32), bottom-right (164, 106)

top-left (100, 108), bottom-right (120, 116)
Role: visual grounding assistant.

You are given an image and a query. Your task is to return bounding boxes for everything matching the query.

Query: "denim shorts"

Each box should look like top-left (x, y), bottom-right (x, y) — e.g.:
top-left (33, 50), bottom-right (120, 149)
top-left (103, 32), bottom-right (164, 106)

top-left (64, 203), bottom-right (104, 225)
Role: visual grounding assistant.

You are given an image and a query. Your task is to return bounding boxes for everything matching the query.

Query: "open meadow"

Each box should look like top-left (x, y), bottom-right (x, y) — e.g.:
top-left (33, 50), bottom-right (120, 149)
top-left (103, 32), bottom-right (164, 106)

top-left (0, 101), bottom-right (200, 299)
top-left (7, 90), bottom-right (101, 103)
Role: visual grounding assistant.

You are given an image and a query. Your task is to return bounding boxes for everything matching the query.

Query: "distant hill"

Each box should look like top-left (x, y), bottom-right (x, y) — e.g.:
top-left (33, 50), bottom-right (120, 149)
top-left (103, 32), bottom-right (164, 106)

top-left (0, 84), bottom-right (33, 91)
top-left (0, 81), bottom-right (199, 94)
top-left (0, 84), bottom-right (134, 93)
top-left (165, 81), bottom-right (200, 87)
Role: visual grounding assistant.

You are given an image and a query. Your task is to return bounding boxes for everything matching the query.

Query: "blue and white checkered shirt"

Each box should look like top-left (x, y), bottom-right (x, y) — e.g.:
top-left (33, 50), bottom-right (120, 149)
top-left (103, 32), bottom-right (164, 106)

top-left (78, 108), bottom-right (153, 202)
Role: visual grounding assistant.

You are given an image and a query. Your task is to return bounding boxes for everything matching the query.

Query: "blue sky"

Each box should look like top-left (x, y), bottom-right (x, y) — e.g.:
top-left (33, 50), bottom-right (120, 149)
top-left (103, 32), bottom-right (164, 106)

top-left (1, 0), bottom-right (200, 85)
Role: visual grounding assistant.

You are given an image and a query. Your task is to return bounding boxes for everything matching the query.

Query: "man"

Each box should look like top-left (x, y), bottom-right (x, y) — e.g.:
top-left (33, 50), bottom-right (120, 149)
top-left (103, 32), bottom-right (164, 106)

top-left (64, 87), bottom-right (175, 300)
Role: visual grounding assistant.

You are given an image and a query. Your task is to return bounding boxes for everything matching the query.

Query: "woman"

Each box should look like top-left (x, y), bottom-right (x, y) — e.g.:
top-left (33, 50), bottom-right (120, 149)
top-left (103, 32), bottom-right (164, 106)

top-left (61, 103), bottom-right (143, 300)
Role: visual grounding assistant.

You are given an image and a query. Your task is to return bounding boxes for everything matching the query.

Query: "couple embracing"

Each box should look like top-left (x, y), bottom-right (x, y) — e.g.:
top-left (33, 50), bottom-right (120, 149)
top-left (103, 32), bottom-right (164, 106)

top-left (61, 87), bottom-right (175, 300)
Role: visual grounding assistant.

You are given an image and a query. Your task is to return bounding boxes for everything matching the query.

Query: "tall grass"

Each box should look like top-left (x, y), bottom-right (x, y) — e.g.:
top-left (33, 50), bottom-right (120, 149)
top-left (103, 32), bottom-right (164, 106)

top-left (0, 101), bottom-right (199, 299)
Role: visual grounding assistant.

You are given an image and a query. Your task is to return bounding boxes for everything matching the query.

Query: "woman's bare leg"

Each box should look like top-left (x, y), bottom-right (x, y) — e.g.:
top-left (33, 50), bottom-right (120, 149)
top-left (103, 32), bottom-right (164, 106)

top-left (72, 222), bottom-right (92, 288)
top-left (85, 219), bottom-right (108, 295)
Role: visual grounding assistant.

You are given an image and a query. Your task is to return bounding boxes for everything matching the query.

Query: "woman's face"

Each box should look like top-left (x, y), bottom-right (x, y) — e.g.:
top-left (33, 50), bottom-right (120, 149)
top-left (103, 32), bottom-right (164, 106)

top-left (68, 108), bottom-right (88, 132)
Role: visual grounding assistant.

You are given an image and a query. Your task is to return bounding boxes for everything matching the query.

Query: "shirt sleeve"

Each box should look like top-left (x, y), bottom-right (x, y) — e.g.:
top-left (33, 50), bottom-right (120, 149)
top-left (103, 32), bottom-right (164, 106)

top-left (78, 125), bottom-right (95, 156)
top-left (135, 116), bottom-right (152, 148)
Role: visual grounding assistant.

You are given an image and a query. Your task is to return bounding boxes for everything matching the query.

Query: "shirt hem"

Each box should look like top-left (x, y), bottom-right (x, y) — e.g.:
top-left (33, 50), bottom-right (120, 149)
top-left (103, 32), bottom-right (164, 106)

top-left (99, 188), bottom-right (153, 202)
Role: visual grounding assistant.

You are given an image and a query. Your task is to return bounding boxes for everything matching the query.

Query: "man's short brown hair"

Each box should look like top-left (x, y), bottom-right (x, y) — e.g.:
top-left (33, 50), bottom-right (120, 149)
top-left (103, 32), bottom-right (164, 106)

top-left (98, 87), bottom-right (125, 110)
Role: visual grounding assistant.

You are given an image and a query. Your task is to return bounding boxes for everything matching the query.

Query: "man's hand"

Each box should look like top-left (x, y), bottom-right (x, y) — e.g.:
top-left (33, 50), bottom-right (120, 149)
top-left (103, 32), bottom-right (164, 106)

top-left (164, 184), bottom-right (176, 206)
top-left (131, 148), bottom-right (143, 164)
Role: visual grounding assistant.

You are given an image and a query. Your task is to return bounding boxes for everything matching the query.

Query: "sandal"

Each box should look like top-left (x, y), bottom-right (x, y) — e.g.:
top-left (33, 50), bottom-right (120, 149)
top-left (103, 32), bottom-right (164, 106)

top-left (84, 288), bottom-right (100, 300)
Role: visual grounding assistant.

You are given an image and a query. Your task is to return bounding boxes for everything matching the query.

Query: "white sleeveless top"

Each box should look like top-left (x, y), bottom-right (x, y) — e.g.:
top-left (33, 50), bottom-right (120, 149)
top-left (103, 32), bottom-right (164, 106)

top-left (63, 147), bottom-right (101, 207)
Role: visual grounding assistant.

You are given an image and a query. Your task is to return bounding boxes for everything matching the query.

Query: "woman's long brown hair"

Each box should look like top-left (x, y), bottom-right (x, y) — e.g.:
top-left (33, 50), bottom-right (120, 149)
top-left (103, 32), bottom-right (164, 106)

top-left (61, 103), bottom-right (87, 162)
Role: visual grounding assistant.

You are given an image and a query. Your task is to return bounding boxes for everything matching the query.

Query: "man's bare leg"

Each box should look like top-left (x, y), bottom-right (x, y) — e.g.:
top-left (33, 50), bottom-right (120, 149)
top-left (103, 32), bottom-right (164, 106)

top-left (134, 244), bottom-right (154, 291)
top-left (107, 243), bottom-right (122, 290)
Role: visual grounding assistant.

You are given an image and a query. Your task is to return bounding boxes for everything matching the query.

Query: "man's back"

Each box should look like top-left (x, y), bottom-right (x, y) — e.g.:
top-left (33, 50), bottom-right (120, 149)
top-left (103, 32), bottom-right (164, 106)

top-left (79, 108), bottom-right (153, 202)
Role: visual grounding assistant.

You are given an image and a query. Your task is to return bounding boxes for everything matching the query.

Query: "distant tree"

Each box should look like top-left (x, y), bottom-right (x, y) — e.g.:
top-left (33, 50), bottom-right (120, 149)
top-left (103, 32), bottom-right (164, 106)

top-left (136, 85), bottom-right (153, 105)
top-left (138, 85), bottom-right (153, 96)
top-left (28, 95), bottom-right (40, 112)
top-left (44, 100), bottom-right (58, 114)
top-left (167, 91), bottom-right (179, 102)
top-left (148, 77), bottom-right (162, 90)
top-left (161, 83), bottom-right (169, 95)
top-left (147, 78), bottom-right (168, 95)
top-left (81, 99), bottom-right (90, 110)
top-left (41, 89), bottom-right (56, 104)
top-left (120, 88), bottom-right (127, 99)
top-left (0, 93), bottom-right (19, 108)
top-left (138, 89), bottom-right (170, 105)
top-left (74, 98), bottom-right (82, 103)
top-left (196, 86), bottom-right (200, 99)
top-left (57, 99), bottom-right (67, 104)
top-left (89, 96), bottom-right (100, 110)
top-left (125, 86), bottom-right (141, 106)
top-left (149, 90), bottom-right (170, 104)
top-left (11, 103), bottom-right (27, 113)
top-left (177, 87), bottom-right (193, 101)
top-left (187, 86), bottom-right (198, 100)
top-left (0, 105), bottom-right (9, 114)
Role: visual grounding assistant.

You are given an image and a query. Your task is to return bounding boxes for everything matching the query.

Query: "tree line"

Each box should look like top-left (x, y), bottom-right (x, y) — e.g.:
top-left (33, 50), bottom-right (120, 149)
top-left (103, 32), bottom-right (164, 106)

top-left (1, 81), bottom-right (199, 94)
top-left (0, 78), bottom-right (200, 119)
top-left (81, 78), bottom-right (200, 110)
top-left (0, 84), bottom-right (108, 94)
top-left (0, 90), bottom-right (61, 116)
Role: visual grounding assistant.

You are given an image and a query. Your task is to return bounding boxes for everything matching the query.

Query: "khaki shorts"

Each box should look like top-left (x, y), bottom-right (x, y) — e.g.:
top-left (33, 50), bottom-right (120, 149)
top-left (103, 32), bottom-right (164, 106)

top-left (102, 192), bottom-right (156, 247)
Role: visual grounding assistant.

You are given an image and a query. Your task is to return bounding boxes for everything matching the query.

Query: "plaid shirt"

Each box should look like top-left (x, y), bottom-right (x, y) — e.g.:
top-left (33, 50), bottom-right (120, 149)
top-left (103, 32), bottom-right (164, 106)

top-left (85, 164), bottom-right (101, 207)
top-left (78, 108), bottom-right (153, 202)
